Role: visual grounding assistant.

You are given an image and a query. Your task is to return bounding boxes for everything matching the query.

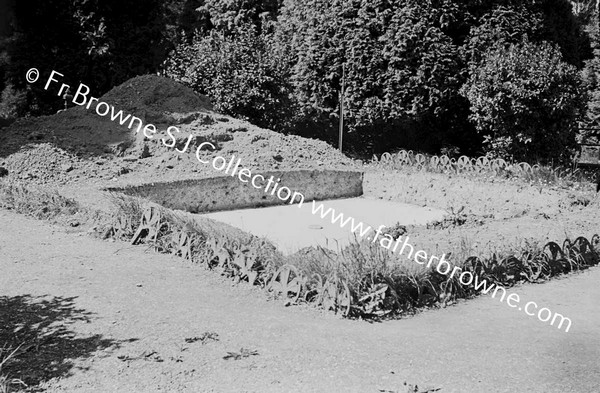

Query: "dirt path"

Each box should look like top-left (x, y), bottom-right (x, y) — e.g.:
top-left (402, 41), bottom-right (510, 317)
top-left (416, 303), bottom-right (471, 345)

top-left (1, 209), bottom-right (599, 393)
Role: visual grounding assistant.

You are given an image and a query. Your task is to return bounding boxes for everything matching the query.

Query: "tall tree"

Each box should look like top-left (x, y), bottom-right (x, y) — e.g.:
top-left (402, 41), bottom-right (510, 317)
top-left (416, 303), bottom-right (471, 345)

top-left (277, 0), bottom-right (464, 153)
top-left (1, 0), bottom-right (168, 115)
top-left (197, 0), bottom-right (283, 34)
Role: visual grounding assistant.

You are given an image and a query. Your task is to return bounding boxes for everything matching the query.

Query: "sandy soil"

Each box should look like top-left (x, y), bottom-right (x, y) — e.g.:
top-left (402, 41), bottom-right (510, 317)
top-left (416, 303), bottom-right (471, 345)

top-left (1, 209), bottom-right (599, 393)
top-left (0, 76), bottom-right (356, 187)
top-left (363, 169), bottom-right (600, 261)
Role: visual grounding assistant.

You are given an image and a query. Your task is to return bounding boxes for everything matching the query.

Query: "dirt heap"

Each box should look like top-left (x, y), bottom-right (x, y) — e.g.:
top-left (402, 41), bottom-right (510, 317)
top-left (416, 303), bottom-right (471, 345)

top-left (99, 74), bottom-right (213, 124)
top-left (0, 75), bottom-right (357, 185)
top-left (0, 75), bottom-right (213, 157)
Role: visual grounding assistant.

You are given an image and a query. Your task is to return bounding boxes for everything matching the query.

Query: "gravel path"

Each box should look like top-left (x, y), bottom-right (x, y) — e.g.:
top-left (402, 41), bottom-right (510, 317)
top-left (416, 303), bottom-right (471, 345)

top-left (1, 209), bottom-right (599, 393)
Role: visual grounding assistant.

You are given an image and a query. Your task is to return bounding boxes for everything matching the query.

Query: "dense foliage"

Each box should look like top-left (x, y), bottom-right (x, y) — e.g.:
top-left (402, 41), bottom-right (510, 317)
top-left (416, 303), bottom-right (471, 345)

top-left (274, 0), bottom-right (465, 153)
top-left (0, 0), bottom-right (169, 115)
top-left (1, 0), bottom-right (598, 162)
top-left (163, 23), bottom-right (295, 131)
top-left (462, 40), bottom-right (585, 162)
top-left (581, 10), bottom-right (600, 143)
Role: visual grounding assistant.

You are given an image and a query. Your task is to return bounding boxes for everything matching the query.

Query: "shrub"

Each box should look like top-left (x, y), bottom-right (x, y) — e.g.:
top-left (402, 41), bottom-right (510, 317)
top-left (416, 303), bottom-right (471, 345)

top-left (162, 23), bottom-right (296, 132)
top-left (278, 0), bottom-right (462, 153)
top-left (581, 11), bottom-right (600, 133)
top-left (2, 0), bottom-right (169, 116)
top-left (196, 0), bottom-right (281, 34)
top-left (0, 84), bottom-right (28, 119)
top-left (462, 5), bottom-right (543, 67)
top-left (461, 39), bottom-right (586, 163)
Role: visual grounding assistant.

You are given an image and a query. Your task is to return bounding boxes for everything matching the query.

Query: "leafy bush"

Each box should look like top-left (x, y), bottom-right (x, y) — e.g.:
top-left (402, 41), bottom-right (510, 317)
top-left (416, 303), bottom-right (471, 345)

top-left (581, 11), bottom-right (600, 133)
top-left (276, 0), bottom-right (463, 153)
top-left (196, 0), bottom-right (281, 34)
top-left (0, 83), bottom-right (28, 119)
top-left (163, 23), bottom-right (296, 132)
top-left (463, 5), bottom-right (543, 66)
top-left (2, 0), bottom-right (169, 116)
top-left (461, 39), bottom-right (586, 163)
top-left (159, 0), bottom-right (592, 157)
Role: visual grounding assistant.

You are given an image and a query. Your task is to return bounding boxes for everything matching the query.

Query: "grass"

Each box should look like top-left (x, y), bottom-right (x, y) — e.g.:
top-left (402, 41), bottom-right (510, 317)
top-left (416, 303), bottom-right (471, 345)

top-left (1, 164), bottom-right (599, 321)
top-left (0, 179), bottom-right (81, 220)
top-left (0, 344), bottom-right (25, 393)
top-left (102, 192), bottom-right (284, 285)
top-left (99, 192), bottom-right (600, 319)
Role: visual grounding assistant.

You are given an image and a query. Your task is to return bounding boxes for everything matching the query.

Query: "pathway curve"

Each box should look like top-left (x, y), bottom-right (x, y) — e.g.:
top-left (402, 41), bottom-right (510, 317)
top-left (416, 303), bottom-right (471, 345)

top-left (0, 210), bottom-right (598, 393)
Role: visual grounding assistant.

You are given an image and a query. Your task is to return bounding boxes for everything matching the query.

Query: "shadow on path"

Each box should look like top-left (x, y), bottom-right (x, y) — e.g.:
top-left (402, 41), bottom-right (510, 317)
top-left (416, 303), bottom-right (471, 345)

top-left (0, 294), bottom-right (127, 389)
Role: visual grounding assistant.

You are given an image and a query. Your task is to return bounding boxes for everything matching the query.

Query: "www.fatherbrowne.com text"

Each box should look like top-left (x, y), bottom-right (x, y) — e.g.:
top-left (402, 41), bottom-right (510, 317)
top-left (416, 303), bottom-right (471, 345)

top-left (34, 69), bottom-right (573, 332)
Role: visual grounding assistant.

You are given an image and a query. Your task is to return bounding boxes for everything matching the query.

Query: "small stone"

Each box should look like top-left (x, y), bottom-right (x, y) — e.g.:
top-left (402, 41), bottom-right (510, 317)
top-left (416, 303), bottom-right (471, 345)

top-left (61, 163), bottom-right (74, 172)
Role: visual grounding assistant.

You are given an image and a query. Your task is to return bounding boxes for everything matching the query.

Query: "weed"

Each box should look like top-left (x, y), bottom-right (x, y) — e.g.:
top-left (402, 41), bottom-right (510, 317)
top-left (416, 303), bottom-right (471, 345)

top-left (0, 179), bottom-right (80, 220)
top-left (185, 332), bottom-right (219, 345)
top-left (117, 350), bottom-right (163, 363)
top-left (2, 181), bottom-right (596, 322)
top-left (427, 206), bottom-right (467, 230)
top-left (223, 348), bottom-right (259, 360)
top-left (0, 344), bottom-right (26, 393)
top-left (400, 381), bottom-right (441, 393)
top-left (105, 200), bottom-right (600, 319)
top-left (382, 223), bottom-right (408, 240)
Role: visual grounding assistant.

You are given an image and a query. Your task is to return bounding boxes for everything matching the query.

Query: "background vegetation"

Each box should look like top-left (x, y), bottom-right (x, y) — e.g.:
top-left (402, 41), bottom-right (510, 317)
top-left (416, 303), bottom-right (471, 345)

top-left (2, 0), bottom-right (600, 162)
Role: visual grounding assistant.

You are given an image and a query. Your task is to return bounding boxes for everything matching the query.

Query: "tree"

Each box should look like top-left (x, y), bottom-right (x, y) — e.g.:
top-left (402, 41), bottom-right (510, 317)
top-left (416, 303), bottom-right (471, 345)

top-left (163, 23), bottom-right (296, 131)
top-left (197, 0), bottom-right (282, 34)
top-left (536, 0), bottom-right (592, 68)
top-left (1, 0), bottom-right (168, 116)
top-left (461, 39), bottom-right (586, 163)
top-left (581, 7), bottom-right (600, 136)
top-left (276, 0), bottom-right (463, 153)
top-left (463, 5), bottom-right (543, 67)
top-left (462, 0), bottom-right (592, 67)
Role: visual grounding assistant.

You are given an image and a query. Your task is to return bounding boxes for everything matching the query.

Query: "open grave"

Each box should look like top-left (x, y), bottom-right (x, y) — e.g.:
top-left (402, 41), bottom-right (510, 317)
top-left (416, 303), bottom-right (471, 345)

top-left (106, 169), bottom-right (447, 254)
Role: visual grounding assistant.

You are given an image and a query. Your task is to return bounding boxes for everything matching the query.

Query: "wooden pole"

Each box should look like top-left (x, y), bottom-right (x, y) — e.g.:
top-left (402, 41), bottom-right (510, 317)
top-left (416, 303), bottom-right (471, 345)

top-left (339, 64), bottom-right (345, 152)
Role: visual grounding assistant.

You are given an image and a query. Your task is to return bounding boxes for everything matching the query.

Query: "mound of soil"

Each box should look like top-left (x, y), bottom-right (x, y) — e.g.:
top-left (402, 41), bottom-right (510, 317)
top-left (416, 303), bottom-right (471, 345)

top-left (0, 75), bottom-right (356, 185)
top-left (0, 75), bottom-right (213, 158)
top-left (99, 74), bottom-right (213, 123)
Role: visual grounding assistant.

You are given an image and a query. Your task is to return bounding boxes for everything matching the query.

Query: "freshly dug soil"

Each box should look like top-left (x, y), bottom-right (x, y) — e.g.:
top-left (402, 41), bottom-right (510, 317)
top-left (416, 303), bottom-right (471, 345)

top-left (0, 75), bottom-right (212, 158)
top-left (0, 75), bottom-right (357, 186)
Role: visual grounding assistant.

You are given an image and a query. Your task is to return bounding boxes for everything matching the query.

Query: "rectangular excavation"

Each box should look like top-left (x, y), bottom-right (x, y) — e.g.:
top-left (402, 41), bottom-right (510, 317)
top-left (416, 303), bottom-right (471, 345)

top-left (105, 170), bottom-right (364, 213)
top-left (105, 169), bottom-right (447, 254)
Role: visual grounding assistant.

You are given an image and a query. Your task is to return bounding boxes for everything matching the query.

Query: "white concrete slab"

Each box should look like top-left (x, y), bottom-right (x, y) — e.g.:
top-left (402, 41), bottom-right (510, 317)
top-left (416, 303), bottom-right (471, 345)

top-left (201, 197), bottom-right (447, 255)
